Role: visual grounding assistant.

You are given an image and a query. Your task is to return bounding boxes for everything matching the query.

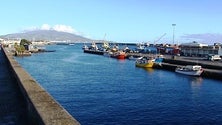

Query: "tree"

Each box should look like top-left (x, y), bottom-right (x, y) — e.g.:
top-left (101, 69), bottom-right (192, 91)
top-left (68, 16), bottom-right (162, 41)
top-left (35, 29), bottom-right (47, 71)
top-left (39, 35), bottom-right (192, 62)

top-left (14, 40), bottom-right (30, 56)
top-left (20, 39), bottom-right (32, 46)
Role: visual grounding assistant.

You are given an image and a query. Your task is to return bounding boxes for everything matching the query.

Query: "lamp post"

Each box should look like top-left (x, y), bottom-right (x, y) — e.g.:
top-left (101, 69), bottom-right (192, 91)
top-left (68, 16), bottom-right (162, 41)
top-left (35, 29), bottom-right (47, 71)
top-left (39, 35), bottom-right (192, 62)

top-left (172, 24), bottom-right (176, 45)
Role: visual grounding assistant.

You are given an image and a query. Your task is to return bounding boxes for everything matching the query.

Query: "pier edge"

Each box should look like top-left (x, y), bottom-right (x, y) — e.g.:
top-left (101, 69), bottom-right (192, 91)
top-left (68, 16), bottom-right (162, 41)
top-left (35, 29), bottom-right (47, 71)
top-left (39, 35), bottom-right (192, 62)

top-left (2, 47), bottom-right (80, 125)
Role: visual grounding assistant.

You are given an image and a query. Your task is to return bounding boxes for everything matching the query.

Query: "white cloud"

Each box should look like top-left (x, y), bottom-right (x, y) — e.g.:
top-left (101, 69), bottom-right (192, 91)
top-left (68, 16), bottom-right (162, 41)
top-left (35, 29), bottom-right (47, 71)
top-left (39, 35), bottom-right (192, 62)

top-left (52, 24), bottom-right (76, 34)
top-left (24, 24), bottom-right (81, 35)
top-left (41, 24), bottom-right (51, 30)
top-left (22, 24), bottom-right (94, 39)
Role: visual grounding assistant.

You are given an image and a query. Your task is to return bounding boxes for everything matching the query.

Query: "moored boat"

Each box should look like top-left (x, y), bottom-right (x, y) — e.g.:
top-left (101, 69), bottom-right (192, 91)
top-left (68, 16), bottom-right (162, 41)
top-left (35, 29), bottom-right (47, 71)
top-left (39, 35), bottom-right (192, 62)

top-left (88, 42), bottom-right (98, 50)
top-left (175, 65), bottom-right (204, 76)
top-left (153, 55), bottom-right (164, 66)
top-left (111, 51), bottom-right (126, 59)
top-left (135, 57), bottom-right (155, 68)
top-left (128, 56), bottom-right (143, 60)
top-left (69, 43), bottom-right (75, 46)
top-left (102, 42), bottom-right (110, 50)
top-left (82, 44), bottom-right (88, 50)
top-left (103, 51), bottom-right (112, 57)
top-left (117, 51), bottom-right (126, 59)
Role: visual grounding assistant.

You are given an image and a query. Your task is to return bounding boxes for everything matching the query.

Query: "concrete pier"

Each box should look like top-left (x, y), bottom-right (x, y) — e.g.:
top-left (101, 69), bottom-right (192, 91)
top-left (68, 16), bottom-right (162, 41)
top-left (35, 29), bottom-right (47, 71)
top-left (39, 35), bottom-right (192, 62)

top-left (1, 47), bottom-right (80, 125)
top-left (158, 63), bottom-right (222, 80)
top-left (128, 53), bottom-right (222, 80)
top-left (161, 56), bottom-right (222, 80)
top-left (0, 48), bottom-right (30, 124)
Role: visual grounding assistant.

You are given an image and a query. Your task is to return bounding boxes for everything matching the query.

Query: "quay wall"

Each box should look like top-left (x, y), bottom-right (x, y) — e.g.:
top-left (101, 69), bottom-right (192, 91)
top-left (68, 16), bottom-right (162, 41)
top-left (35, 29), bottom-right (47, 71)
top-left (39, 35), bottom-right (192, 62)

top-left (160, 59), bottom-right (222, 81)
top-left (163, 58), bottom-right (222, 70)
top-left (2, 47), bottom-right (80, 125)
top-left (159, 63), bottom-right (222, 81)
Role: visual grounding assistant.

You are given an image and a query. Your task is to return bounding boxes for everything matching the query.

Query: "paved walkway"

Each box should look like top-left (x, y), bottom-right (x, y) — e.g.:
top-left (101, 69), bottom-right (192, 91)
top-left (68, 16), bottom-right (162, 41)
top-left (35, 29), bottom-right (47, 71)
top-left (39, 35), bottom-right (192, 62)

top-left (0, 48), bottom-right (30, 125)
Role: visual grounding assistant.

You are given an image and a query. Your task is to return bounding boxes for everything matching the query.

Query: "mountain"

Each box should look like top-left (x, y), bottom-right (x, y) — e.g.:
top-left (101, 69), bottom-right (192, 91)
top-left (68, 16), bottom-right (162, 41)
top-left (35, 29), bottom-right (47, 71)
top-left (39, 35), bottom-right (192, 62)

top-left (0, 30), bottom-right (92, 42)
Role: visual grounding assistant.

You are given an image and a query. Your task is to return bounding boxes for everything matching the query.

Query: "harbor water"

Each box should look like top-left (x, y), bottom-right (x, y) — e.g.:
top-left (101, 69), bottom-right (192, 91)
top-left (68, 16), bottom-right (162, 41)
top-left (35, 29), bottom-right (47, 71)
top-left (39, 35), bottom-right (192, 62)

top-left (15, 44), bottom-right (222, 125)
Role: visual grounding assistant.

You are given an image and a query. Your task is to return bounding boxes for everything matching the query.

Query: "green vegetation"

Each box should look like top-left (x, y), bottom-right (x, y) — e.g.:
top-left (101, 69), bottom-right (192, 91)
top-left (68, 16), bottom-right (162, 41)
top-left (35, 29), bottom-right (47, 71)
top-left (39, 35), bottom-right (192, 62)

top-left (20, 39), bottom-right (32, 46)
top-left (14, 39), bottom-right (32, 56)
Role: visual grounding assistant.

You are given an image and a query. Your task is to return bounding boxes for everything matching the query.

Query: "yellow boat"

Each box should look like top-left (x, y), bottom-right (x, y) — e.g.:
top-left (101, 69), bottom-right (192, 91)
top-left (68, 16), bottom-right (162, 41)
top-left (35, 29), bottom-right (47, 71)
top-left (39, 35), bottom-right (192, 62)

top-left (135, 57), bottom-right (155, 68)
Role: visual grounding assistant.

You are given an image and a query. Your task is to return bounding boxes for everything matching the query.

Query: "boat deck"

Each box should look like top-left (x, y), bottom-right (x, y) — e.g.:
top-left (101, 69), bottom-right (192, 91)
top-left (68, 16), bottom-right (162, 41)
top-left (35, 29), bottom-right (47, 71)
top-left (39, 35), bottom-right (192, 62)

top-left (0, 48), bottom-right (30, 124)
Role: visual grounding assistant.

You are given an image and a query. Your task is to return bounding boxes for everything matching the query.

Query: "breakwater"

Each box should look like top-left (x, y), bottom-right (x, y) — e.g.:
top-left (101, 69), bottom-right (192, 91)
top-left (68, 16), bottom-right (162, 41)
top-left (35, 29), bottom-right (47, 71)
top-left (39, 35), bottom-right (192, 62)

top-left (2, 47), bottom-right (80, 125)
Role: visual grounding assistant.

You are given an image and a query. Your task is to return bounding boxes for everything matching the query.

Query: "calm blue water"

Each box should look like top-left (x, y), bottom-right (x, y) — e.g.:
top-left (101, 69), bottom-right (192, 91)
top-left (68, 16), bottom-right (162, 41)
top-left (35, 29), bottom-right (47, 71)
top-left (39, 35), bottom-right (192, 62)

top-left (15, 44), bottom-right (222, 125)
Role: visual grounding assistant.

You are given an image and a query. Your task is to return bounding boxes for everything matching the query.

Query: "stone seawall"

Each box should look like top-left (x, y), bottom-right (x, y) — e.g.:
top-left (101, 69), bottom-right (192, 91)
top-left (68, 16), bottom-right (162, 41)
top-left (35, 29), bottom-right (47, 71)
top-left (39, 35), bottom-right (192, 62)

top-left (2, 47), bottom-right (80, 125)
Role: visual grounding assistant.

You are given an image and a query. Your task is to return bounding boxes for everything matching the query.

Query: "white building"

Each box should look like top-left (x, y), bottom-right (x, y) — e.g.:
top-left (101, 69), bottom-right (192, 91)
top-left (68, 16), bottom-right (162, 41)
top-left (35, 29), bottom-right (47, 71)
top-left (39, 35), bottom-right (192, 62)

top-left (180, 41), bottom-right (222, 57)
top-left (0, 38), bottom-right (20, 47)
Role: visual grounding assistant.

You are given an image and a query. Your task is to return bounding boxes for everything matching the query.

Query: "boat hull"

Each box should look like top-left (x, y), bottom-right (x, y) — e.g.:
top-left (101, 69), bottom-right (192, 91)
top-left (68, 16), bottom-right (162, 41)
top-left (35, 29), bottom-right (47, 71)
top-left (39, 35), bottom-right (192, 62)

top-left (117, 54), bottom-right (126, 59)
top-left (128, 56), bottom-right (143, 60)
top-left (110, 52), bottom-right (126, 59)
top-left (135, 60), bottom-right (154, 68)
top-left (175, 65), bottom-right (204, 76)
top-left (175, 69), bottom-right (203, 76)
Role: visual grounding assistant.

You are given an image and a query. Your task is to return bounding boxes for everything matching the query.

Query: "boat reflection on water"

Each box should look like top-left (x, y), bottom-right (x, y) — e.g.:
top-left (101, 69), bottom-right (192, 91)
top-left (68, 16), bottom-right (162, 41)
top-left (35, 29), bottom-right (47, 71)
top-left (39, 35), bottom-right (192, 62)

top-left (190, 77), bottom-right (203, 100)
top-left (117, 59), bottom-right (126, 63)
top-left (175, 73), bottom-right (203, 88)
top-left (142, 67), bottom-right (154, 73)
top-left (190, 77), bottom-right (203, 88)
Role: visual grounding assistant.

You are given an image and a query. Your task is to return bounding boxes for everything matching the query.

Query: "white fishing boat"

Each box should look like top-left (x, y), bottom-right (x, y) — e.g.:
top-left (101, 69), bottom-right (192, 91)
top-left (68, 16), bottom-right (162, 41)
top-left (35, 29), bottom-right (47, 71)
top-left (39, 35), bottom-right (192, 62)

top-left (89, 42), bottom-right (98, 50)
top-left (69, 43), bottom-right (75, 46)
top-left (175, 65), bottom-right (204, 76)
top-left (128, 56), bottom-right (143, 60)
top-left (103, 51), bottom-right (112, 57)
top-left (102, 42), bottom-right (110, 50)
top-left (82, 44), bottom-right (88, 50)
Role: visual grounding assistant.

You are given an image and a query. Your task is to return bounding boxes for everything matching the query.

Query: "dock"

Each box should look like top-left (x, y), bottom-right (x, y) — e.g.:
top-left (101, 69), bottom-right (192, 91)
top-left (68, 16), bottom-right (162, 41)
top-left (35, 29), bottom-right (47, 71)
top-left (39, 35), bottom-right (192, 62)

top-left (159, 56), bottom-right (222, 80)
top-left (84, 50), bottom-right (222, 80)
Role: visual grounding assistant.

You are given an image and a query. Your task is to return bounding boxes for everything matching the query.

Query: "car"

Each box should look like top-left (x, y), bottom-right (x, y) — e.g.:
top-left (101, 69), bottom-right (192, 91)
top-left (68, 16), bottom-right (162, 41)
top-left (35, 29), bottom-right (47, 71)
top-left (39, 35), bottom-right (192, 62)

top-left (207, 54), bottom-right (221, 61)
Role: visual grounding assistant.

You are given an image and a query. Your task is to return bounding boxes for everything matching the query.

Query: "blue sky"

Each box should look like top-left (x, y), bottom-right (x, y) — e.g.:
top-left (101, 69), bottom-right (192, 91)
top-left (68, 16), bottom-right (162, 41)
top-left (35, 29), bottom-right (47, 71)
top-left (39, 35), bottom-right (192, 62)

top-left (1, 0), bottom-right (222, 44)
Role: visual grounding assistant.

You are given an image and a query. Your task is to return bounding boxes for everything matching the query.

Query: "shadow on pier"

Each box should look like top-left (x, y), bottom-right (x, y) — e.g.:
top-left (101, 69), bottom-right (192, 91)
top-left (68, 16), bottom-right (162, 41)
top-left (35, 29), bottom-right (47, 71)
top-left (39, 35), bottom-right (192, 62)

top-left (0, 49), bottom-right (31, 124)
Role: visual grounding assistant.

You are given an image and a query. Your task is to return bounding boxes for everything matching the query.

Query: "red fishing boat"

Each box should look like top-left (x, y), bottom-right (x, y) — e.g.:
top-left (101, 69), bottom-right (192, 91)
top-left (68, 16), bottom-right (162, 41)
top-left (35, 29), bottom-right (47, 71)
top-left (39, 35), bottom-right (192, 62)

top-left (111, 51), bottom-right (126, 59)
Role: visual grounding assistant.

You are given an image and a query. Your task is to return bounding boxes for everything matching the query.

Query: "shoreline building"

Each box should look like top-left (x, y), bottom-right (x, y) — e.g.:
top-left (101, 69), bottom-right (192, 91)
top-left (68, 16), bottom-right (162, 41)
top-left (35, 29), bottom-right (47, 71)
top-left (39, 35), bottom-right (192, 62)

top-left (180, 41), bottom-right (222, 57)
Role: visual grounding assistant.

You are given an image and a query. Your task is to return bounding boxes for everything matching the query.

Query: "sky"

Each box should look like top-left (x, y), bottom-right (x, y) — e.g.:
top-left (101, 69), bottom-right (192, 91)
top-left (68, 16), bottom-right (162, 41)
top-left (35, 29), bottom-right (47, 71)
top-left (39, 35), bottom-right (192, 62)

top-left (1, 0), bottom-right (222, 44)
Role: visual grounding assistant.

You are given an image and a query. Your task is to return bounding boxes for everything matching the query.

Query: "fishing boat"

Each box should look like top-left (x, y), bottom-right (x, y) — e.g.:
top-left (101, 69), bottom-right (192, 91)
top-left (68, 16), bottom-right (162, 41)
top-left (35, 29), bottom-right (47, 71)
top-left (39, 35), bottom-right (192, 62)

top-left (153, 55), bottom-right (164, 66)
top-left (101, 42), bottom-right (110, 50)
top-left (103, 51), bottom-right (112, 57)
top-left (135, 43), bottom-right (145, 52)
top-left (69, 43), bottom-right (75, 46)
top-left (82, 44), bottom-right (88, 50)
top-left (88, 42), bottom-right (98, 50)
top-left (135, 57), bottom-right (155, 68)
top-left (128, 56), bottom-right (143, 60)
top-left (117, 52), bottom-right (126, 59)
top-left (175, 65), bottom-right (204, 76)
top-left (111, 51), bottom-right (126, 59)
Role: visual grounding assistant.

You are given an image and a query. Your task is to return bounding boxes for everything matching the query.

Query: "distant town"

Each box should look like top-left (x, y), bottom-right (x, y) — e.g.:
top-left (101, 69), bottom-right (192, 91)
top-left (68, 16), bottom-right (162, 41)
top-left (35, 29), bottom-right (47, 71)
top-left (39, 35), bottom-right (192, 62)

top-left (0, 37), bottom-right (221, 61)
